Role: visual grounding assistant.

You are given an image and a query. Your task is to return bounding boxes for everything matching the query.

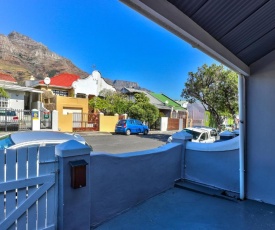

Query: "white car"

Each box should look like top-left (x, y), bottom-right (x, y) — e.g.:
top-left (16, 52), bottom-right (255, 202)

top-left (0, 109), bottom-right (19, 131)
top-left (0, 131), bottom-right (92, 150)
top-left (167, 127), bottom-right (218, 143)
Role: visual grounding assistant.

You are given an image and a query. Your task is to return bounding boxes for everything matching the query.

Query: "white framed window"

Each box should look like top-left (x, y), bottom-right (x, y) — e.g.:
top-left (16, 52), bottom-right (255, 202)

top-left (0, 97), bottom-right (8, 108)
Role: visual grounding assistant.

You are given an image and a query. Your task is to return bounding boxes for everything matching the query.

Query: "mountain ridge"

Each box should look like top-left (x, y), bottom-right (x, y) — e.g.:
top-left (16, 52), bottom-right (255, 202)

top-left (0, 31), bottom-right (149, 92)
top-left (0, 31), bottom-right (88, 84)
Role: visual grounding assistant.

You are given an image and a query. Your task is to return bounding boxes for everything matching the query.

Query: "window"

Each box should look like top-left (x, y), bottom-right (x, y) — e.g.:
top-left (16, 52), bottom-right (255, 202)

top-left (210, 129), bottom-right (217, 136)
top-left (0, 97), bottom-right (8, 108)
top-left (76, 93), bottom-right (86, 98)
top-left (135, 120), bottom-right (142, 125)
top-left (52, 90), bottom-right (68, 97)
top-left (200, 133), bottom-right (206, 140)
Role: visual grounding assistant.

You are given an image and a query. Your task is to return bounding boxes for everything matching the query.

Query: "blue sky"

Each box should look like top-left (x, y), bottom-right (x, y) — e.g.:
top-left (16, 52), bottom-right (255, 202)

top-left (1, 0), bottom-right (218, 100)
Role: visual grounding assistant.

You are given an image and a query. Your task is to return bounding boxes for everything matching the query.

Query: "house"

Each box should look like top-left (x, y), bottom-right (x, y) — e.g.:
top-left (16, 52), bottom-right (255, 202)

top-left (33, 71), bottom-right (116, 112)
top-left (33, 72), bottom-right (87, 112)
top-left (176, 100), bottom-right (206, 127)
top-left (30, 71), bottom-right (116, 132)
top-left (121, 0), bottom-right (275, 206)
top-left (121, 87), bottom-right (172, 116)
top-left (149, 92), bottom-right (187, 119)
top-left (0, 72), bottom-right (42, 110)
top-left (121, 87), bottom-right (187, 130)
top-left (121, 87), bottom-right (188, 118)
top-left (72, 70), bottom-right (116, 97)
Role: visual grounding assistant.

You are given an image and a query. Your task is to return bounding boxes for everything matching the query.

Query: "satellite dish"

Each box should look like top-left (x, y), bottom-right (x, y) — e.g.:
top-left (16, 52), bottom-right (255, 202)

top-left (44, 77), bottom-right (51, 85)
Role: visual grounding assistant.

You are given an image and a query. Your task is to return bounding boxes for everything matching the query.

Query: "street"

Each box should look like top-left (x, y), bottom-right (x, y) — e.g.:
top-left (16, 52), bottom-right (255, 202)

top-left (82, 132), bottom-right (174, 154)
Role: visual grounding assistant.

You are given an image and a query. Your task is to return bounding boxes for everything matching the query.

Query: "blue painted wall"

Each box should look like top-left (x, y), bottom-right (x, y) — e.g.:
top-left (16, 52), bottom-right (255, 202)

top-left (247, 50), bottom-right (275, 204)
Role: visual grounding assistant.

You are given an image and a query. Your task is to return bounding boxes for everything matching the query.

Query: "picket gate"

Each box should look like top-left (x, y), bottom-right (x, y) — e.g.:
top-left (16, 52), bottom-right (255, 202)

top-left (0, 146), bottom-right (58, 230)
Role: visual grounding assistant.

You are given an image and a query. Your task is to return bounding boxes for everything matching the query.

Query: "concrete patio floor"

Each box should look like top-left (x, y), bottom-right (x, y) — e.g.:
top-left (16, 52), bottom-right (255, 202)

top-left (94, 187), bottom-right (275, 230)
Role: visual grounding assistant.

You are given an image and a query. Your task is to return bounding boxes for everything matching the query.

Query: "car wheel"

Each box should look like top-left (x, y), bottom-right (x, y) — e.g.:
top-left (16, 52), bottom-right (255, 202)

top-left (143, 129), bottom-right (148, 135)
top-left (126, 129), bottom-right (131, 136)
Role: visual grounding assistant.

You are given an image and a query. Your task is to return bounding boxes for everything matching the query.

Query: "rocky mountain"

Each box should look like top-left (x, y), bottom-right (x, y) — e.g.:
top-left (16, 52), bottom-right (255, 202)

top-left (113, 80), bottom-right (139, 91)
top-left (0, 31), bottom-right (88, 84)
top-left (0, 31), bottom-right (150, 93)
top-left (104, 78), bottom-right (150, 92)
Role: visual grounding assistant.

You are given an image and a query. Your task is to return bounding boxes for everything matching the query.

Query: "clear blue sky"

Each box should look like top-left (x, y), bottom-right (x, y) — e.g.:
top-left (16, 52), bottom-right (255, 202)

top-left (1, 0), bottom-right (218, 100)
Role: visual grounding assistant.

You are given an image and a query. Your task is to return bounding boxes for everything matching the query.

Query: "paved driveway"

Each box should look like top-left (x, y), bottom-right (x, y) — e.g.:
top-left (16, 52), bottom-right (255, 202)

top-left (82, 132), bottom-right (174, 154)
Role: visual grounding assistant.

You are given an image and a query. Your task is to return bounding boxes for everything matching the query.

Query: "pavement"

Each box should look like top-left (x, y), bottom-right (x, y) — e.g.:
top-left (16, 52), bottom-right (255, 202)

top-left (94, 186), bottom-right (275, 230)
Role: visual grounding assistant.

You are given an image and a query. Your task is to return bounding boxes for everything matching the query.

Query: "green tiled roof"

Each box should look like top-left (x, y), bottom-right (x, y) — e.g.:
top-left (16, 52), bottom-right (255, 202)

top-left (149, 92), bottom-right (186, 111)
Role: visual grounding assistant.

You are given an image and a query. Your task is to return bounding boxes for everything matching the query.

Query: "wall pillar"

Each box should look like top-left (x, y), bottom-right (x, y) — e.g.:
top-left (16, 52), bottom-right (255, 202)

top-left (179, 118), bottom-right (183, 130)
top-left (99, 112), bottom-right (104, 131)
top-left (160, 117), bottom-right (168, 131)
top-left (55, 140), bottom-right (91, 230)
top-left (52, 110), bottom-right (58, 131)
top-left (31, 109), bottom-right (40, 130)
top-left (170, 131), bottom-right (192, 179)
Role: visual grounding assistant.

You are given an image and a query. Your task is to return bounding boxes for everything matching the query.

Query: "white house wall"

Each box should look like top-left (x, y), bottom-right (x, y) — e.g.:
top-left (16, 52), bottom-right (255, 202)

top-left (8, 90), bottom-right (25, 110)
top-left (73, 70), bottom-right (116, 97)
top-left (247, 50), bottom-right (275, 205)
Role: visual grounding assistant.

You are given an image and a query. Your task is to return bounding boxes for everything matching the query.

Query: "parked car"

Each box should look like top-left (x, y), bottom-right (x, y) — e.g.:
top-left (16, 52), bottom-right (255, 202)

top-left (0, 109), bottom-right (19, 131)
top-left (115, 119), bottom-right (149, 135)
top-left (222, 124), bottom-right (234, 131)
top-left (167, 127), bottom-right (218, 143)
top-left (0, 131), bottom-right (92, 150)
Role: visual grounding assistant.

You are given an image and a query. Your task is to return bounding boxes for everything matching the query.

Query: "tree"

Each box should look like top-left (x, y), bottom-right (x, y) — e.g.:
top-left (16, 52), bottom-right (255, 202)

top-left (89, 91), bottom-right (159, 125)
top-left (128, 93), bottom-right (159, 126)
top-left (89, 90), bottom-right (132, 115)
top-left (0, 88), bottom-right (8, 98)
top-left (181, 64), bottom-right (238, 129)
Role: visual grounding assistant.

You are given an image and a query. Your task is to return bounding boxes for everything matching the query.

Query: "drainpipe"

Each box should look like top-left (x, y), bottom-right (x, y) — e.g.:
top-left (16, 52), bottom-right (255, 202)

top-left (238, 74), bottom-right (245, 200)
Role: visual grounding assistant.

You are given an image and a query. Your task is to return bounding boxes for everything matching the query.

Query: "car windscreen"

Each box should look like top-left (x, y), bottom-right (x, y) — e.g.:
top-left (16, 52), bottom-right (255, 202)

top-left (0, 134), bottom-right (15, 149)
top-left (183, 129), bottom-right (201, 140)
top-left (0, 110), bottom-right (16, 116)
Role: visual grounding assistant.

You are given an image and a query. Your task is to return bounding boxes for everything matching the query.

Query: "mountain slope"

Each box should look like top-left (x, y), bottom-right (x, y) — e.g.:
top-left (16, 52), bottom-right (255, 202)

top-left (0, 31), bottom-right (88, 83)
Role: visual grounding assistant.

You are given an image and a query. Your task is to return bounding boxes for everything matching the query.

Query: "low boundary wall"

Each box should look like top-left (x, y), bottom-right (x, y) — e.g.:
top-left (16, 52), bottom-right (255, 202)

top-left (90, 143), bottom-right (183, 227)
top-left (184, 137), bottom-right (240, 192)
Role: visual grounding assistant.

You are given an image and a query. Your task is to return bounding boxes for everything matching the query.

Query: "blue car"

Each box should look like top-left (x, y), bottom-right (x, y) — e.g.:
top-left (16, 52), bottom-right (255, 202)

top-left (115, 119), bottom-right (149, 135)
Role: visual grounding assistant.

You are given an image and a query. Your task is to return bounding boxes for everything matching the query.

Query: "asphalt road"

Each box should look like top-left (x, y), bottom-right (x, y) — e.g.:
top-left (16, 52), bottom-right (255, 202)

top-left (82, 132), bottom-right (174, 154)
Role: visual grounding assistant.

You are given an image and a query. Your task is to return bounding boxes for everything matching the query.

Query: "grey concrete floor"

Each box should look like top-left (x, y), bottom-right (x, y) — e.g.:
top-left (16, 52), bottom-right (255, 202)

top-left (94, 187), bottom-right (275, 230)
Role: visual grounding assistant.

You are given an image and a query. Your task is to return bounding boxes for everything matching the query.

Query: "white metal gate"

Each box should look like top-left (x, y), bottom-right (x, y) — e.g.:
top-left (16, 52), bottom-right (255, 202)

top-left (0, 146), bottom-right (58, 229)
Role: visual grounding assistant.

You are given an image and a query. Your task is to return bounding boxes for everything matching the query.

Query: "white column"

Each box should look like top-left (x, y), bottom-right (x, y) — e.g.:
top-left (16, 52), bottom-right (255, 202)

top-left (238, 74), bottom-right (245, 200)
top-left (31, 109), bottom-right (40, 131)
top-left (160, 117), bottom-right (168, 131)
top-left (52, 110), bottom-right (59, 131)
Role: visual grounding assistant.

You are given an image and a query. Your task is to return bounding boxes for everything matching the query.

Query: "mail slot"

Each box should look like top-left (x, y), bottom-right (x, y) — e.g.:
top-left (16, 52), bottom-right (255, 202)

top-left (69, 160), bottom-right (88, 189)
